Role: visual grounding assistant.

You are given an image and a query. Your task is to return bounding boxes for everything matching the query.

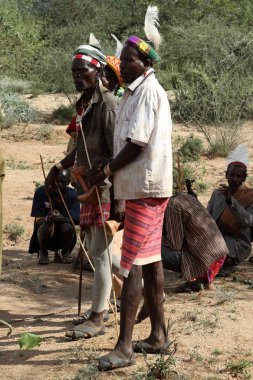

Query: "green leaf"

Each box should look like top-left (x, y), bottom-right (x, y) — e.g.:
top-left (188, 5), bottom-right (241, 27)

top-left (18, 333), bottom-right (42, 349)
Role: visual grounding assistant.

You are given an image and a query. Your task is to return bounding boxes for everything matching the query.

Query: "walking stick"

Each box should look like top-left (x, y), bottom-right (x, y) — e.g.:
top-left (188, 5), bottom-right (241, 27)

top-left (39, 155), bottom-right (55, 239)
top-left (53, 181), bottom-right (95, 315)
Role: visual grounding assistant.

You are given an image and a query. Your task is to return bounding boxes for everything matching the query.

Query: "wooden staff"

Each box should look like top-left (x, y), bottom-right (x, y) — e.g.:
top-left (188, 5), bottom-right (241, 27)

top-left (54, 181), bottom-right (95, 315)
top-left (39, 155), bottom-right (55, 237)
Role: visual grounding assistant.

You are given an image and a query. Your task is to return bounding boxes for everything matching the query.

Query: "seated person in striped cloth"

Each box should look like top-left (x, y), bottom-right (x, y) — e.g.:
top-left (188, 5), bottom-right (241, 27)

top-left (161, 192), bottom-right (228, 292)
top-left (29, 169), bottom-right (80, 264)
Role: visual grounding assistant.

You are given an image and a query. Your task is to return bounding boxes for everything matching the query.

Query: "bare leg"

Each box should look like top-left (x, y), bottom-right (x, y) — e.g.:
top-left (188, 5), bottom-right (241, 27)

top-left (142, 261), bottom-right (167, 346)
top-left (115, 264), bottom-right (142, 357)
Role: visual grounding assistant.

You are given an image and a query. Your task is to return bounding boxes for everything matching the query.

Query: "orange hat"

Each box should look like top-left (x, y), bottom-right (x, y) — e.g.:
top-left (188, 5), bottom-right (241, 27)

top-left (106, 56), bottom-right (123, 87)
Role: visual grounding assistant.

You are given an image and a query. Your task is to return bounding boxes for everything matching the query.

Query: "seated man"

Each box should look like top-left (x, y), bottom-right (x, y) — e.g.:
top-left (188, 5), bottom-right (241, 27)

top-left (29, 169), bottom-right (80, 265)
top-left (161, 192), bottom-right (228, 292)
top-left (207, 156), bottom-right (253, 275)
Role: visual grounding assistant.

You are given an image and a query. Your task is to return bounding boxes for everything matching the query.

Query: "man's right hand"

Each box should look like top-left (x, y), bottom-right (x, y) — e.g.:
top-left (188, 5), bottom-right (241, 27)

top-left (44, 165), bottom-right (60, 193)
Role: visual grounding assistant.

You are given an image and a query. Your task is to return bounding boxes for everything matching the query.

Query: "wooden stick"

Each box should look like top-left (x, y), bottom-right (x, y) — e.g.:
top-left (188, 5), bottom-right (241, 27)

top-left (39, 155), bottom-right (55, 237)
top-left (54, 182), bottom-right (95, 316)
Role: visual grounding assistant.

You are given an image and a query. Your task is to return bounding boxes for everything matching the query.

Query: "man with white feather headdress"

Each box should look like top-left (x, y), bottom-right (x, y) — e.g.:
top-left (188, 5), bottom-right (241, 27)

top-left (207, 144), bottom-right (253, 275)
top-left (87, 6), bottom-right (173, 370)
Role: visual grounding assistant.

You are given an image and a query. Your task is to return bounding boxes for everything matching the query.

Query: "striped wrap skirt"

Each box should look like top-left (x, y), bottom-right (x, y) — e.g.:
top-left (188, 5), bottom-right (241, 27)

top-left (120, 198), bottom-right (168, 278)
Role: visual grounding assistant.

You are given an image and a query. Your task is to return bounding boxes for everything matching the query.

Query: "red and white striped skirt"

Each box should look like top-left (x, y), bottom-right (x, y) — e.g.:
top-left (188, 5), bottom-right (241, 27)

top-left (120, 198), bottom-right (168, 277)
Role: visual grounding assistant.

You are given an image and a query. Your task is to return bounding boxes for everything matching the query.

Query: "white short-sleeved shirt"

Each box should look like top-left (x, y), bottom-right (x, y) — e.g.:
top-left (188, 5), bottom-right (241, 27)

top-left (113, 69), bottom-right (173, 200)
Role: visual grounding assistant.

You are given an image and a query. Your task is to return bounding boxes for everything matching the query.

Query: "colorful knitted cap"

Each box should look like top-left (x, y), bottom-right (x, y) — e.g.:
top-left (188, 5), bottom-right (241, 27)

top-left (126, 36), bottom-right (160, 63)
top-left (106, 56), bottom-right (123, 87)
top-left (73, 44), bottom-right (106, 68)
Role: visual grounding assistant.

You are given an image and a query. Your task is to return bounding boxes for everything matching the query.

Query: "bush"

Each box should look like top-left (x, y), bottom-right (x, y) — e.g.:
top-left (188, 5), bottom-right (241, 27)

top-left (0, 78), bottom-right (32, 94)
top-left (178, 134), bottom-right (204, 161)
top-left (0, 93), bottom-right (38, 128)
top-left (52, 104), bottom-right (74, 124)
top-left (173, 156), bottom-right (208, 194)
top-left (35, 124), bottom-right (53, 141)
top-left (4, 222), bottom-right (25, 243)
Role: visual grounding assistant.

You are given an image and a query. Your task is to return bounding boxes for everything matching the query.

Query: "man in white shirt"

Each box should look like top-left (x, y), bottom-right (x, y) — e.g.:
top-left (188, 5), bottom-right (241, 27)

top-left (88, 35), bottom-right (173, 370)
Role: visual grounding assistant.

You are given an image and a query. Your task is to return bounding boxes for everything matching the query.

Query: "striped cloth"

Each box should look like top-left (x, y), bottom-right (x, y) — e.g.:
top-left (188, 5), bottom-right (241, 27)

top-left (120, 198), bottom-right (168, 277)
top-left (163, 193), bottom-right (228, 281)
top-left (80, 202), bottom-right (110, 228)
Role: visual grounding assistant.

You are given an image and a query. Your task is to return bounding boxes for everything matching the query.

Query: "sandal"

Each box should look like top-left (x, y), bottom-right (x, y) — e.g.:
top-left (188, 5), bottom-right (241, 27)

top-left (99, 350), bottom-right (135, 371)
top-left (72, 309), bottom-right (110, 325)
top-left (65, 320), bottom-right (105, 340)
top-left (133, 339), bottom-right (173, 354)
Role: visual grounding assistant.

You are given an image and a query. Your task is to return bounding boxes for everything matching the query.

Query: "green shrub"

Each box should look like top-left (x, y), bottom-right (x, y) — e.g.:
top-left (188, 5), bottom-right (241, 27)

top-left (4, 222), bottom-right (25, 243)
top-left (0, 77), bottom-right (31, 94)
top-left (173, 160), bottom-right (208, 194)
top-left (225, 359), bottom-right (251, 378)
top-left (179, 134), bottom-right (204, 161)
top-left (0, 93), bottom-right (38, 128)
top-left (52, 104), bottom-right (74, 124)
top-left (35, 124), bottom-right (53, 141)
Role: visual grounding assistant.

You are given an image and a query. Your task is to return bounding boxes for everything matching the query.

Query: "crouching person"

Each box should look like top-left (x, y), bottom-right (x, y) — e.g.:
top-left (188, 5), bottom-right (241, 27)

top-left (162, 192), bottom-right (228, 292)
top-left (29, 169), bottom-right (80, 265)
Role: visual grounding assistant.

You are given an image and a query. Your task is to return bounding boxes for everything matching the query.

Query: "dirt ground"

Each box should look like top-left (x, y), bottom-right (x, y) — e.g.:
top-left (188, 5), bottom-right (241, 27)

top-left (0, 94), bottom-right (253, 380)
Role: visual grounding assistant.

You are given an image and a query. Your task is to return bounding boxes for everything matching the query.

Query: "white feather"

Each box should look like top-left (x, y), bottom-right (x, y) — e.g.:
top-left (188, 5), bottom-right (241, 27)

top-left (111, 34), bottom-right (123, 59)
top-left (89, 33), bottom-right (101, 48)
top-left (144, 5), bottom-right (162, 50)
top-left (226, 144), bottom-right (249, 167)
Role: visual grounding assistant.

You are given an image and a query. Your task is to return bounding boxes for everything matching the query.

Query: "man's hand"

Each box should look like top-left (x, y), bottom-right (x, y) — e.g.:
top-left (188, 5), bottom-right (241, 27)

top-left (86, 159), bottom-right (108, 186)
top-left (46, 210), bottom-right (67, 223)
top-left (218, 183), bottom-right (232, 202)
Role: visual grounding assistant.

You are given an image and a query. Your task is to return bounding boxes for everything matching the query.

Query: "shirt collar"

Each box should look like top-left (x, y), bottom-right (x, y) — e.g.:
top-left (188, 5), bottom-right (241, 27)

top-left (127, 68), bottom-right (155, 92)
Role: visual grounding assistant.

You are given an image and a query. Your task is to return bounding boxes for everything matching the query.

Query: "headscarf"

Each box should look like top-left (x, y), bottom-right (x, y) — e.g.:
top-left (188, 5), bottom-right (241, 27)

top-left (126, 36), bottom-right (160, 63)
top-left (106, 56), bottom-right (123, 87)
top-left (73, 44), bottom-right (106, 69)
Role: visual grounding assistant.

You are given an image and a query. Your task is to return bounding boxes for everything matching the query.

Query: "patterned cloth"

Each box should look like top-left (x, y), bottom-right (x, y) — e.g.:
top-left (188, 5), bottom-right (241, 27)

top-left (106, 56), bottom-right (123, 87)
top-left (127, 36), bottom-right (160, 62)
top-left (163, 193), bottom-right (228, 281)
top-left (120, 198), bottom-right (168, 277)
top-left (80, 202), bottom-right (110, 228)
top-left (73, 44), bottom-right (106, 67)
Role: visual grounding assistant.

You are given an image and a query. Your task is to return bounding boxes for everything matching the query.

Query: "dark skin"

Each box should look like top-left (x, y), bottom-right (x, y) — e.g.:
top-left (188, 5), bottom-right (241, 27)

top-left (219, 165), bottom-right (247, 201)
top-left (101, 66), bottom-right (119, 93)
top-left (99, 44), bottom-right (167, 367)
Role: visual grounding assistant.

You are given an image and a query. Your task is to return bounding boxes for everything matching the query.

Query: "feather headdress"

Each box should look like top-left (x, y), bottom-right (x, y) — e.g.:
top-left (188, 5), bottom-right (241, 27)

top-left (226, 144), bottom-right (249, 169)
top-left (111, 34), bottom-right (123, 59)
top-left (89, 33), bottom-right (102, 50)
top-left (144, 5), bottom-right (162, 51)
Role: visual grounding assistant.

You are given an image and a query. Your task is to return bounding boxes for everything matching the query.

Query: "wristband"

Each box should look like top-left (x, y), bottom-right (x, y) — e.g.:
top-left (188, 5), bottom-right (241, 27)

top-left (55, 162), bottom-right (63, 171)
top-left (103, 163), bottom-right (113, 177)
